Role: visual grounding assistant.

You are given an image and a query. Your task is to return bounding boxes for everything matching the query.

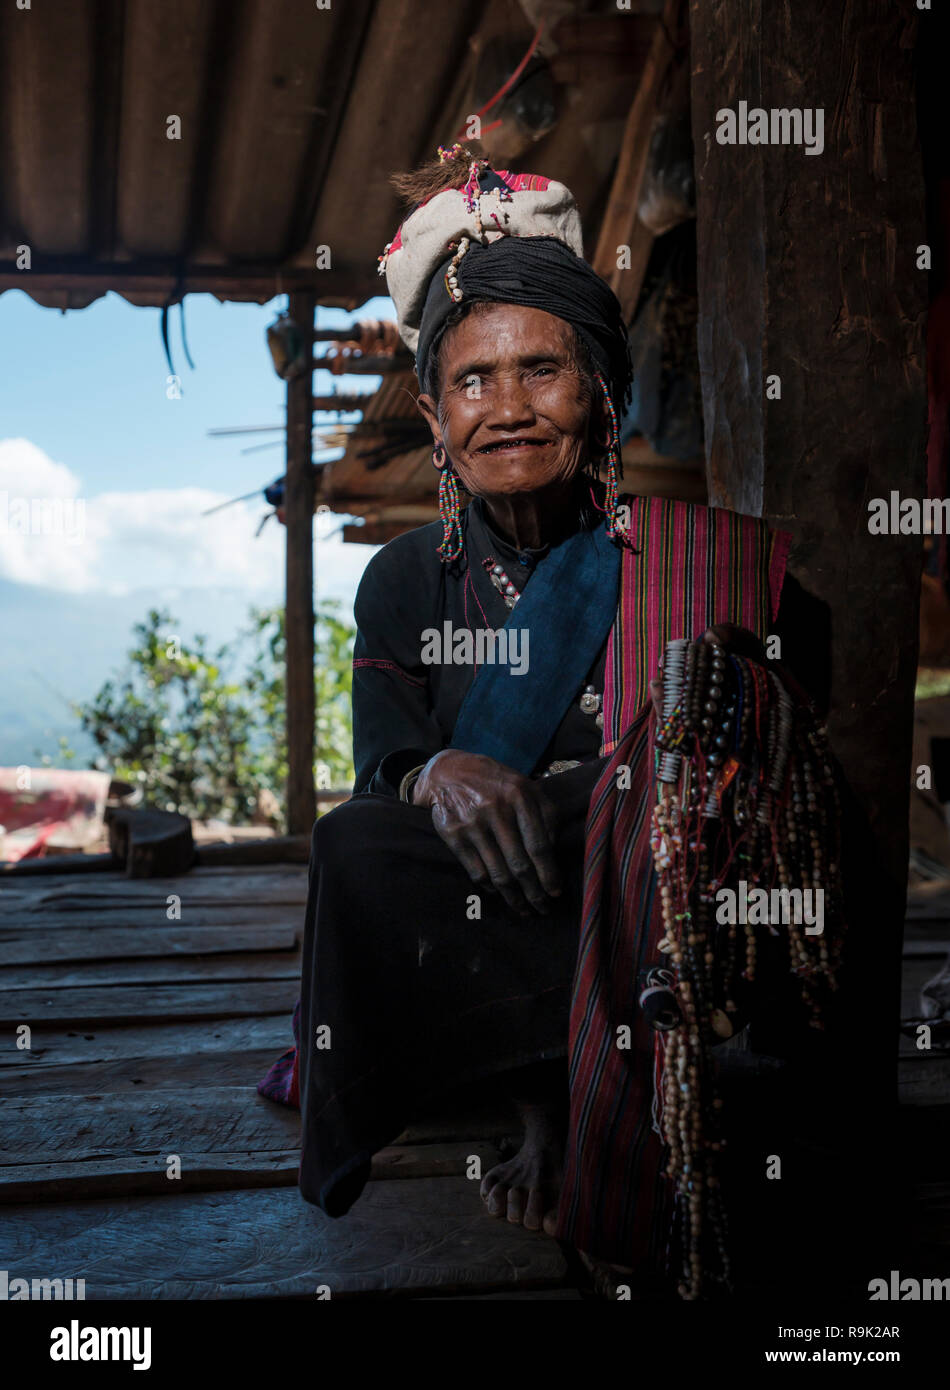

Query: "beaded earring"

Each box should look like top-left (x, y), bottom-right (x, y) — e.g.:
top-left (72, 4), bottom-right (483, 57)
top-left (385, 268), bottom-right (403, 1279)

top-left (433, 445), bottom-right (464, 563)
top-left (593, 371), bottom-right (626, 542)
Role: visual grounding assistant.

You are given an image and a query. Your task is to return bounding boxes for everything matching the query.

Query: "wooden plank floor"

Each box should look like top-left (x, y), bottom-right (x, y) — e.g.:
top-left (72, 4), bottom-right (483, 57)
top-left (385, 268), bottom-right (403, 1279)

top-left (2, 862), bottom-right (948, 1299)
top-left (0, 864), bottom-right (581, 1300)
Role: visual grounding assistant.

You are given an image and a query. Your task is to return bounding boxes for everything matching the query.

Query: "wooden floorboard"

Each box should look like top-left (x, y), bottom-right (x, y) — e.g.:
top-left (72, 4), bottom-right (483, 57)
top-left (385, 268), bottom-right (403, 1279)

top-left (0, 981), bottom-right (299, 1027)
top-left (422, 1288), bottom-right (586, 1300)
top-left (906, 890), bottom-right (950, 922)
top-left (0, 950), bottom-right (301, 990)
top-left (371, 1139), bottom-right (503, 1181)
top-left (0, 858), bottom-right (943, 1300)
top-left (0, 1088), bottom-right (513, 1175)
top-left (0, 907), bottom-right (303, 930)
top-left (0, 1049), bottom-right (287, 1097)
top-left (394, 1097), bottom-right (519, 1145)
top-left (0, 1141), bottom-right (506, 1204)
top-left (0, 1016), bottom-right (293, 1071)
top-left (899, 1054), bottom-right (950, 1105)
top-left (902, 956), bottom-right (939, 1019)
top-left (0, 866), bottom-right (308, 911)
top-left (0, 924), bottom-right (298, 965)
top-left (899, 1105), bottom-right (950, 1178)
top-left (0, 1178), bottom-right (570, 1299)
top-left (0, 1152), bottom-right (302, 1203)
top-left (902, 938), bottom-right (950, 957)
top-left (0, 1086), bottom-right (301, 1165)
top-left (910, 1181), bottom-right (950, 1258)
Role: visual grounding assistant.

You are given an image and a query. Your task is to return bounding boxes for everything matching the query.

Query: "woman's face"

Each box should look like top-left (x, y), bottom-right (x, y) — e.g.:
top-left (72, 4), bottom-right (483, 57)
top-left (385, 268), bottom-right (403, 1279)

top-left (417, 303), bottom-right (597, 504)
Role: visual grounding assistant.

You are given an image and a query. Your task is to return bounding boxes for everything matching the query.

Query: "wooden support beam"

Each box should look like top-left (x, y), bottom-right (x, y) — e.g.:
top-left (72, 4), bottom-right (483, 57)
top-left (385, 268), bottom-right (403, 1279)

top-left (690, 0), bottom-right (926, 838)
top-left (312, 326), bottom-right (368, 342)
top-left (285, 291), bottom-right (317, 836)
top-left (550, 14), bottom-right (655, 84)
top-left (312, 394), bottom-right (371, 412)
top-left (343, 518), bottom-right (436, 546)
top-left (0, 261), bottom-right (375, 306)
top-left (313, 353), bottom-right (413, 375)
top-left (689, 0), bottom-right (927, 1253)
top-left (592, 0), bottom-right (683, 318)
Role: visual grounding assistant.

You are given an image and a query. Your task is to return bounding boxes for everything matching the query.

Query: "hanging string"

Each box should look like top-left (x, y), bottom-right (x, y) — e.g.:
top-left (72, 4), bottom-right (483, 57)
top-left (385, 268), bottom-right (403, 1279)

top-left (453, 24), bottom-right (546, 141)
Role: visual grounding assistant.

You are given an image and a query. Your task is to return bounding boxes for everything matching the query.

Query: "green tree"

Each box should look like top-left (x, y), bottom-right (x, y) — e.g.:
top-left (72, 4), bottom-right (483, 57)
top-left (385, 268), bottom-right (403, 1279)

top-left (69, 601), bottom-right (354, 827)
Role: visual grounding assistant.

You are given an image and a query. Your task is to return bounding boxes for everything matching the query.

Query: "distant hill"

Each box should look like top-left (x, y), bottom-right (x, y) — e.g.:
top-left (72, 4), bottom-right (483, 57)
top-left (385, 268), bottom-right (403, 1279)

top-left (0, 579), bottom-right (281, 768)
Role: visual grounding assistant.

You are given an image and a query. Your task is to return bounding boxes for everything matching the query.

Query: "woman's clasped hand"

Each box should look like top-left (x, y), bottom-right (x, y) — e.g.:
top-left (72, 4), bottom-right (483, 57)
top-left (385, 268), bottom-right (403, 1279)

top-left (412, 749), bottom-right (563, 917)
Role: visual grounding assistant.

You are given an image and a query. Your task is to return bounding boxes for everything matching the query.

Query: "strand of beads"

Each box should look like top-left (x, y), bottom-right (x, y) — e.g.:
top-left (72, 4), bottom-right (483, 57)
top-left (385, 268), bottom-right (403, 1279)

top-left (657, 638), bottom-right (689, 784)
top-left (649, 636), bottom-right (846, 1299)
top-left (444, 236), bottom-right (470, 303)
top-left (652, 801), bottom-right (729, 1301)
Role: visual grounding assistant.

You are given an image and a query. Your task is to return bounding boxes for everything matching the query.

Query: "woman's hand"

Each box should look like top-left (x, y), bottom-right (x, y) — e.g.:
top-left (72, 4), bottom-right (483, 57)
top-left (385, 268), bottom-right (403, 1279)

top-left (412, 749), bottom-right (563, 916)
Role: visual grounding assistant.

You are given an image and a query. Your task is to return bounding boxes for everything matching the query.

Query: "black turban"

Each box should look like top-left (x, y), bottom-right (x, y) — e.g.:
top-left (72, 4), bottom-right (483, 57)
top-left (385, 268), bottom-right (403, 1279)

top-left (416, 235), bottom-right (633, 413)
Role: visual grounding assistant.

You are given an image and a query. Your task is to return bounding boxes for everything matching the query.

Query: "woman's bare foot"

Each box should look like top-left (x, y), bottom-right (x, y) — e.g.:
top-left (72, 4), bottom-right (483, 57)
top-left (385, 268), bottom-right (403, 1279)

top-left (480, 1099), bottom-right (564, 1233)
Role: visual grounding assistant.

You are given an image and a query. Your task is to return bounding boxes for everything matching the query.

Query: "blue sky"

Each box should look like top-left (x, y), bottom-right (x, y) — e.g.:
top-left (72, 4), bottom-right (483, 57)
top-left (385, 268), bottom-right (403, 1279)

top-left (0, 287), bottom-right (389, 765)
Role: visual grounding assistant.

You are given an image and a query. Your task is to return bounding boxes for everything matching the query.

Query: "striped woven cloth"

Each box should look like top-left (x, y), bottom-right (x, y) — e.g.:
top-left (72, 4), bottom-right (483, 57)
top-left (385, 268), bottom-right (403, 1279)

top-left (553, 497), bottom-right (789, 1276)
top-left (601, 497), bottom-right (790, 754)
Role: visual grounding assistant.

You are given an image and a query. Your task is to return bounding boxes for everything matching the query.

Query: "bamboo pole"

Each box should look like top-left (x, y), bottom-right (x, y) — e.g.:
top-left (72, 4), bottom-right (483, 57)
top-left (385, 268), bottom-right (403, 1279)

top-left (284, 291), bottom-right (317, 835)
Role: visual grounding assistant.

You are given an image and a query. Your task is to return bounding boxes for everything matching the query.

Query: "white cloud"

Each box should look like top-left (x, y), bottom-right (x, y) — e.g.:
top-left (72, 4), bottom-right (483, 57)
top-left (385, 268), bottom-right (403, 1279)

top-left (0, 438), bottom-right (376, 599)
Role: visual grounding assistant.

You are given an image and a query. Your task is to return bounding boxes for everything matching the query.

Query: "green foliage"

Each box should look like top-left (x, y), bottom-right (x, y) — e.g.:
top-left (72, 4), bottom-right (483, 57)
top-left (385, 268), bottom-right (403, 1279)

top-left (39, 736), bottom-right (77, 768)
top-left (916, 668), bottom-right (950, 702)
top-left (67, 602), bottom-right (354, 827)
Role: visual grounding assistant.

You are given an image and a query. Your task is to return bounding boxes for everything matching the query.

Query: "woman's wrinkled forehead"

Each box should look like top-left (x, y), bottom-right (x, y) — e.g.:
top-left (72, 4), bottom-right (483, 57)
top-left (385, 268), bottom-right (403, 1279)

top-left (441, 303), bottom-right (576, 365)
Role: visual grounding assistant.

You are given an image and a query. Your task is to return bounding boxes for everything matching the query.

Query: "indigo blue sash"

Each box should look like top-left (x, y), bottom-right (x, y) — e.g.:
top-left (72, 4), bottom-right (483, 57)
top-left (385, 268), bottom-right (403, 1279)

top-left (449, 523), bottom-right (622, 775)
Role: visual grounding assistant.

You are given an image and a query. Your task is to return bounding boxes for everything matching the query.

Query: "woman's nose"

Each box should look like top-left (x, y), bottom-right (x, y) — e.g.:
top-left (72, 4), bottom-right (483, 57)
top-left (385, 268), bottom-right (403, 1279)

top-left (489, 374), bottom-right (535, 426)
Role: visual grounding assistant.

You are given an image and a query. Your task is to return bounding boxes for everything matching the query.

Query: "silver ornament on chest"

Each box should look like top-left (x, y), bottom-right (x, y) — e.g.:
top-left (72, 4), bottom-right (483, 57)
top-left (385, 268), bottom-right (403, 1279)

top-left (488, 562), bottom-right (520, 610)
top-left (579, 684), bottom-right (602, 716)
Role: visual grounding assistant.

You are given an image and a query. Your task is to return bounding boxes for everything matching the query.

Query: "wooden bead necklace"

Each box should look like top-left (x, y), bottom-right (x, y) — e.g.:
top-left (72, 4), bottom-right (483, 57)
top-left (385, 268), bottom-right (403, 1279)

top-left (649, 638), bottom-right (844, 1299)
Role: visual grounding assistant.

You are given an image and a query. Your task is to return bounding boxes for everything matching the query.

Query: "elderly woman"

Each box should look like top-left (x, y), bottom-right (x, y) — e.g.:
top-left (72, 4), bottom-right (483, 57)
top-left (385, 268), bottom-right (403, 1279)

top-left (261, 148), bottom-right (840, 1295)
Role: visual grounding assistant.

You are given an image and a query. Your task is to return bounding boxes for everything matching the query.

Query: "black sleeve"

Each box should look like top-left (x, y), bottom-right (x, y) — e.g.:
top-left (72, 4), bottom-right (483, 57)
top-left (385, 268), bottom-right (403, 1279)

top-left (351, 530), bottom-right (447, 795)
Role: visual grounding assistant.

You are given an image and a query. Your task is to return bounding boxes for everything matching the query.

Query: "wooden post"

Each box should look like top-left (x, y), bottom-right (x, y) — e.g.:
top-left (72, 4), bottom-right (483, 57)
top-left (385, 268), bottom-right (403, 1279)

top-left (285, 290), bottom-right (317, 835)
top-left (689, 0), bottom-right (928, 1284)
top-left (690, 0), bottom-right (926, 906)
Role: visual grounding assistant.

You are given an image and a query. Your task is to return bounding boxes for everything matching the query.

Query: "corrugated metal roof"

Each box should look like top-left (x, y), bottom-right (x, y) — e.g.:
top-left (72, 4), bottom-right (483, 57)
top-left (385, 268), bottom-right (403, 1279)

top-left (0, 0), bottom-right (484, 308)
top-left (0, 0), bottom-right (659, 310)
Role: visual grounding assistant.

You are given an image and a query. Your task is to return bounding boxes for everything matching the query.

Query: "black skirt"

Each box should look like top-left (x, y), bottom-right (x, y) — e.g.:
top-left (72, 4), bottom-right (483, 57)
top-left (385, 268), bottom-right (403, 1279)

top-left (296, 763), bottom-right (600, 1215)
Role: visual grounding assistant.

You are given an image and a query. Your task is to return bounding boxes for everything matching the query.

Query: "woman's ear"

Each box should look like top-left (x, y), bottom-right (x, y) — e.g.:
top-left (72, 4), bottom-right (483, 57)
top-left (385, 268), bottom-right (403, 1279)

top-left (416, 392), bottom-right (441, 446)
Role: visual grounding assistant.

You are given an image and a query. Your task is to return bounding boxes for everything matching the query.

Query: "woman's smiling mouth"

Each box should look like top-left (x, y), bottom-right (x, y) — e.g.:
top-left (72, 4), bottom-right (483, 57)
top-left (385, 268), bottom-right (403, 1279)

top-left (476, 437), bottom-right (552, 454)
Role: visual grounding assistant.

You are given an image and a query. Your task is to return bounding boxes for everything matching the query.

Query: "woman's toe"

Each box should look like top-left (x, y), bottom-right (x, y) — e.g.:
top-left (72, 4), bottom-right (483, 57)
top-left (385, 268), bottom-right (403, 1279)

top-left (524, 1187), bottom-right (545, 1231)
top-left (486, 1182), bottom-right (507, 1217)
top-left (506, 1185), bottom-right (526, 1224)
